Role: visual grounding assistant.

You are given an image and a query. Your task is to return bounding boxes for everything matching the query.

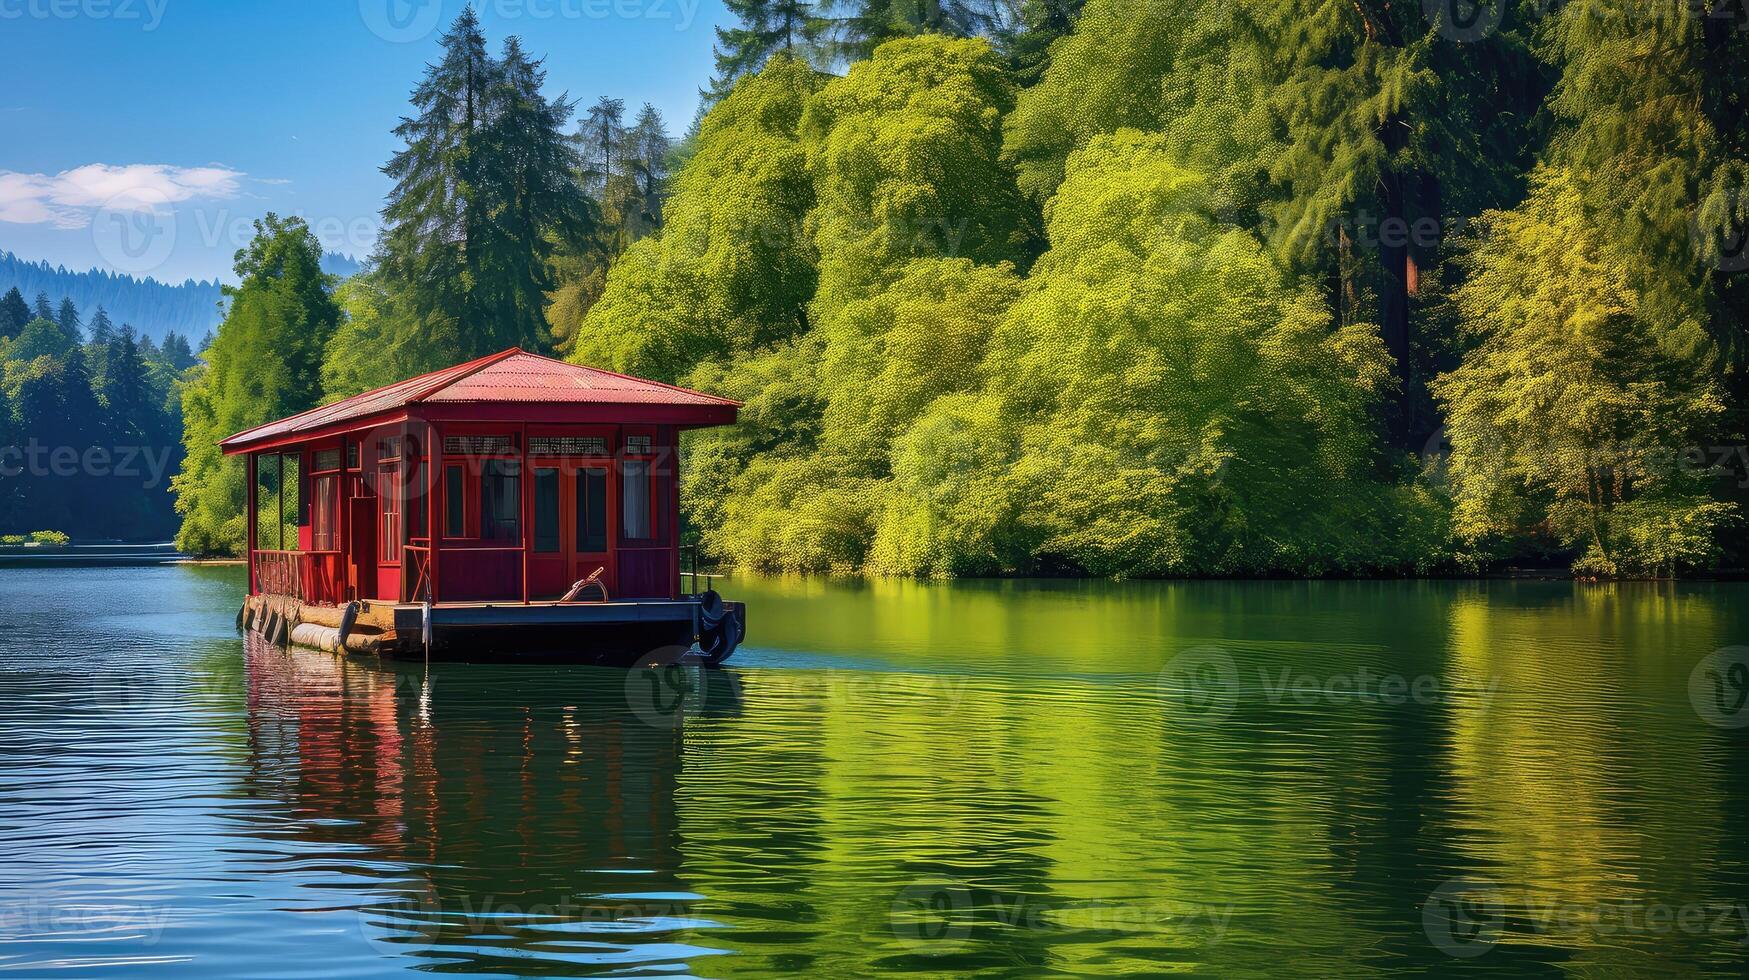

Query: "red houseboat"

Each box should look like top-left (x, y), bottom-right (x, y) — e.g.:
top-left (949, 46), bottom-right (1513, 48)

top-left (221, 348), bottom-right (746, 664)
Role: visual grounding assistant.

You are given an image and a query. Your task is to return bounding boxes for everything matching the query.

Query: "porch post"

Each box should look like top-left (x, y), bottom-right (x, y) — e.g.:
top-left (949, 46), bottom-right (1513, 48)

top-left (399, 421), bottom-right (411, 604)
top-left (668, 428), bottom-right (681, 600)
top-left (245, 451), bottom-right (257, 595)
top-left (520, 422), bottom-right (531, 604)
top-left (427, 418), bottom-right (441, 604)
top-left (338, 436), bottom-right (350, 601)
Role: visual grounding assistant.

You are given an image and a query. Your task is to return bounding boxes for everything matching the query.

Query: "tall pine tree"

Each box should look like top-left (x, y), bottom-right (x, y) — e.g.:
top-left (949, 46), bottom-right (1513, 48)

top-left (378, 7), bottom-right (498, 368)
top-left (580, 96), bottom-right (627, 198)
top-left (624, 103), bottom-right (671, 237)
top-left (87, 307), bottom-right (115, 345)
top-left (485, 36), bottom-right (594, 354)
top-left (374, 10), bottom-right (591, 371)
top-left (55, 297), bottom-right (81, 346)
top-left (1235, 0), bottom-right (1544, 449)
top-left (101, 328), bottom-right (159, 445)
top-left (707, 0), bottom-right (816, 101)
top-left (0, 288), bottom-right (29, 340)
top-left (1537, 0), bottom-right (1749, 562)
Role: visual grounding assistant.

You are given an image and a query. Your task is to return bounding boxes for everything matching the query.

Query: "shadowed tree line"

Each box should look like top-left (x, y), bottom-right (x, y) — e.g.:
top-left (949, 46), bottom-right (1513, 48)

top-left (0, 286), bottom-right (197, 540)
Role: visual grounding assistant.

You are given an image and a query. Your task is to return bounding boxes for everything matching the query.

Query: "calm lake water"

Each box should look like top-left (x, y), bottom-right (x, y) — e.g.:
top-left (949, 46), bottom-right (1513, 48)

top-left (2, 567), bottom-right (1748, 977)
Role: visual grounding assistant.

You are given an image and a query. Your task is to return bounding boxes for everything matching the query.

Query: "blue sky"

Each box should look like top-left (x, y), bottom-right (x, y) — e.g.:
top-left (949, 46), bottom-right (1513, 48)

top-left (0, 0), bottom-right (725, 283)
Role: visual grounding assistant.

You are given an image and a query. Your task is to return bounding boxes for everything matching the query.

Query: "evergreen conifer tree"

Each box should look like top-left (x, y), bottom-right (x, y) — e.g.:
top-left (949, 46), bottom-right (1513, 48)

top-left (378, 7), bottom-right (498, 367)
top-left (87, 307), bottom-right (115, 346)
top-left (485, 37), bottom-right (594, 352)
top-left (56, 297), bottom-right (81, 345)
top-left (708, 0), bottom-right (816, 100)
top-left (0, 287), bottom-right (29, 339)
top-left (375, 10), bottom-right (591, 369)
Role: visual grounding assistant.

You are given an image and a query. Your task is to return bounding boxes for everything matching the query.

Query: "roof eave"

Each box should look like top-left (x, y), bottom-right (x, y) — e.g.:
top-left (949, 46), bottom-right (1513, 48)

top-left (220, 409), bottom-right (412, 456)
top-left (221, 402), bottom-right (740, 454)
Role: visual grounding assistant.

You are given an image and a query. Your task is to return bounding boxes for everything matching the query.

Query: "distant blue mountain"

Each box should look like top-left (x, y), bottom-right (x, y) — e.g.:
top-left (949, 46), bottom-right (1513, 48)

top-left (321, 251), bottom-right (364, 279)
top-left (0, 249), bottom-right (365, 342)
top-left (0, 250), bottom-right (224, 342)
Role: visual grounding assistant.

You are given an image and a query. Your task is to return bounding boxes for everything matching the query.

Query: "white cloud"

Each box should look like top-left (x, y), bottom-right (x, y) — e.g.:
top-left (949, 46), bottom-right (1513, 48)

top-left (0, 163), bottom-right (245, 229)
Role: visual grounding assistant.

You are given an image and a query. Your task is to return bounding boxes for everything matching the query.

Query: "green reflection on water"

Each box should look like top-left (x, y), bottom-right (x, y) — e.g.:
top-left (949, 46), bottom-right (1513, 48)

top-left (1, 568), bottom-right (1746, 977)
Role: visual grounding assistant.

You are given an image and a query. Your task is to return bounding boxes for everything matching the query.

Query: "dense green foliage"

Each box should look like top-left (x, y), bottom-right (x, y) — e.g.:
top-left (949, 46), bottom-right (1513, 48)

top-left (131, 4), bottom-right (1749, 573)
top-left (562, 8), bottom-right (1745, 578)
top-left (967, 133), bottom-right (1445, 576)
top-left (572, 56), bottom-right (823, 381)
top-left (1538, 0), bottom-right (1749, 568)
top-left (319, 269), bottom-right (406, 400)
top-left (1436, 170), bottom-right (1731, 576)
top-left (1002, 0), bottom-right (1183, 202)
top-left (0, 530), bottom-right (70, 547)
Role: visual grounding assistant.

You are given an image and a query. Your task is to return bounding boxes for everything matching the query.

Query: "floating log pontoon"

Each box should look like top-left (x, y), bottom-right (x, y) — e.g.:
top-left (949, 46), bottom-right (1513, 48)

top-left (221, 348), bottom-right (745, 664)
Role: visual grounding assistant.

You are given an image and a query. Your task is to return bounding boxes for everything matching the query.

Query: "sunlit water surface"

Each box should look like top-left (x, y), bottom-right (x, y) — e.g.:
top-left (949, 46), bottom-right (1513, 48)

top-left (2, 567), bottom-right (1747, 977)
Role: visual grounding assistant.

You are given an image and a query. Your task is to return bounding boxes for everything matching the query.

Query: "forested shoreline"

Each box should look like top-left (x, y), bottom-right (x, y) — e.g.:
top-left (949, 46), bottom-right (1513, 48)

top-left (0, 286), bottom-right (197, 540)
top-left (9, 2), bottom-right (1748, 577)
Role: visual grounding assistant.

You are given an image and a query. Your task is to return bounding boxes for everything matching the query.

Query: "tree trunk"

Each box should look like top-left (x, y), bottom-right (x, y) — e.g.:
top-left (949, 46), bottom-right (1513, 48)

top-left (1378, 165), bottom-right (1412, 449)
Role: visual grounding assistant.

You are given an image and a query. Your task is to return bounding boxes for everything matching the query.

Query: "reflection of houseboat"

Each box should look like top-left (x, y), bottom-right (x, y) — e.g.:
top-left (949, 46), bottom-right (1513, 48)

top-left (238, 636), bottom-right (745, 967)
top-left (222, 349), bottom-right (745, 664)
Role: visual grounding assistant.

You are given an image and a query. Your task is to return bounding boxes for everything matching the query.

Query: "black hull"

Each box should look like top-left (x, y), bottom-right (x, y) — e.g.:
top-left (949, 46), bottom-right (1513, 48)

top-left (385, 598), bottom-right (746, 666)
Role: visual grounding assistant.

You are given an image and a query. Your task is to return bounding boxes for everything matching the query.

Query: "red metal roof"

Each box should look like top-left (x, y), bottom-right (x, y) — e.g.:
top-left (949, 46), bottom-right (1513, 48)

top-left (221, 349), bottom-right (740, 453)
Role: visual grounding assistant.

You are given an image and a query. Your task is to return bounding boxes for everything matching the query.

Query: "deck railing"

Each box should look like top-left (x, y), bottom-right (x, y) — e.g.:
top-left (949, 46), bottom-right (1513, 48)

top-left (405, 543), bottom-right (432, 603)
top-left (253, 549), bottom-right (346, 606)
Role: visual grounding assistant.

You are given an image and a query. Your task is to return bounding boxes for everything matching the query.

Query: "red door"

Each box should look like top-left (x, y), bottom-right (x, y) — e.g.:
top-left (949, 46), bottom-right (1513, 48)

top-left (527, 460), bottom-right (615, 600)
top-left (376, 462), bottom-right (402, 602)
top-left (348, 495), bottom-right (376, 600)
